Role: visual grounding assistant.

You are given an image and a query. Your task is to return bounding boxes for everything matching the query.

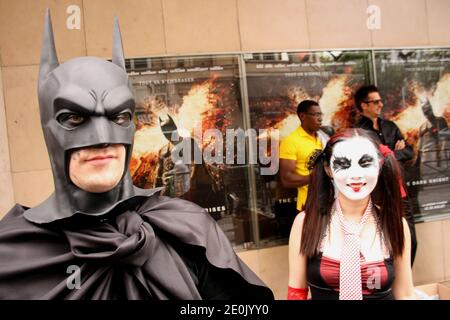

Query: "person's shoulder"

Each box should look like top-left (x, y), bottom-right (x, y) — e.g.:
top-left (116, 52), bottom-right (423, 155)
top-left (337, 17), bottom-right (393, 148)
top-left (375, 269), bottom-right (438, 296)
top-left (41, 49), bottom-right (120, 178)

top-left (284, 127), bottom-right (303, 139)
top-left (381, 118), bottom-right (396, 125)
top-left (280, 132), bottom-right (294, 144)
top-left (0, 203), bottom-right (30, 225)
top-left (281, 127), bottom-right (305, 146)
top-left (401, 216), bottom-right (410, 232)
top-left (355, 115), bottom-right (371, 128)
top-left (289, 211), bottom-right (306, 247)
top-left (292, 211), bottom-right (306, 229)
top-left (381, 117), bottom-right (400, 129)
top-left (0, 204), bottom-right (58, 240)
top-left (142, 194), bottom-right (206, 211)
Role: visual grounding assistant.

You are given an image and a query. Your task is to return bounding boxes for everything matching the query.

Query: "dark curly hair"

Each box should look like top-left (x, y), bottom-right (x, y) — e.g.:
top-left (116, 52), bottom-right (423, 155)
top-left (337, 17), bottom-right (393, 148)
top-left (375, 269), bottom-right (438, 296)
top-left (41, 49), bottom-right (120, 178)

top-left (297, 100), bottom-right (319, 117)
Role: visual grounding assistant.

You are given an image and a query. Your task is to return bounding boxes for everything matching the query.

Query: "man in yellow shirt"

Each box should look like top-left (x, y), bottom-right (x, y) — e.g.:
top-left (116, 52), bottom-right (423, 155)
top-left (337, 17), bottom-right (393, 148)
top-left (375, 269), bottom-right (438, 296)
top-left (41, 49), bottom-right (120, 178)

top-left (279, 100), bottom-right (328, 211)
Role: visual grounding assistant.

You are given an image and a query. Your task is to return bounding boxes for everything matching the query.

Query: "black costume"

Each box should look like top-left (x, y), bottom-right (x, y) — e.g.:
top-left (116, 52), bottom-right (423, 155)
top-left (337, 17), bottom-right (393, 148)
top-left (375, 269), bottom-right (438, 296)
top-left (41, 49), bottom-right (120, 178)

top-left (356, 115), bottom-right (413, 161)
top-left (417, 99), bottom-right (449, 179)
top-left (0, 11), bottom-right (273, 300)
top-left (0, 195), bottom-right (272, 299)
top-left (154, 115), bottom-right (224, 218)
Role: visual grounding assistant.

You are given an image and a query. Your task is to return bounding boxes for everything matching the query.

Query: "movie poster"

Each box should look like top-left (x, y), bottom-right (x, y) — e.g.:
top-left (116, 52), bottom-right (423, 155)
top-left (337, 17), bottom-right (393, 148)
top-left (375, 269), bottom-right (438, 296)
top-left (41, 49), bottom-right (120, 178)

top-left (244, 51), bottom-right (372, 243)
top-left (374, 49), bottom-right (450, 222)
top-left (125, 48), bottom-right (450, 248)
top-left (127, 55), bottom-right (259, 246)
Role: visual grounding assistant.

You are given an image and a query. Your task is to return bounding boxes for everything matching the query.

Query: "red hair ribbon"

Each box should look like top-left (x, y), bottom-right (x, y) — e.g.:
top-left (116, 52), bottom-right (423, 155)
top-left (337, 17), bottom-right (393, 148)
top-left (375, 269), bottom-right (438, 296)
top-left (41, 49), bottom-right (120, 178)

top-left (379, 144), bottom-right (407, 198)
top-left (379, 144), bottom-right (394, 158)
top-left (287, 286), bottom-right (308, 300)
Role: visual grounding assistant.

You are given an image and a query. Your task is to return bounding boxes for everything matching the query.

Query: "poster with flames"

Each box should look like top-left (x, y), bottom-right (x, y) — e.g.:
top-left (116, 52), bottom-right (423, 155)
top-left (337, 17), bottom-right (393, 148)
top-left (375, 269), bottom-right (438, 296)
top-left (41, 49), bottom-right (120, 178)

top-left (244, 51), bottom-right (372, 242)
top-left (127, 55), bottom-right (257, 246)
top-left (125, 49), bottom-right (450, 248)
top-left (375, 49), bottom-right (450, 222)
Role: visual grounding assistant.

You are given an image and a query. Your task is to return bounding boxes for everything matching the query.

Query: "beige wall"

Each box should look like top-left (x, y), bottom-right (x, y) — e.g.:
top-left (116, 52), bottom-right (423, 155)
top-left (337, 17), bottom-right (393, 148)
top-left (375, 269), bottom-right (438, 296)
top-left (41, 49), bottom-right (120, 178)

top-left (1, 0), bottom-right (450, 297)
top-left (0, 65), bottom-right (15, 217)
top-left (237, 246), bottom-right (289, 300)
top-left (412, 219), bottom-right (450, 286)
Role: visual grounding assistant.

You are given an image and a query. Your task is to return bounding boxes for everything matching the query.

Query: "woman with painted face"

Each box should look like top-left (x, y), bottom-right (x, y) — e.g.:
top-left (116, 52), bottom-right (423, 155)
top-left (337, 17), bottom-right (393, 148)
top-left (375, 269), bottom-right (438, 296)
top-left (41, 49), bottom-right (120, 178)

top-left (287, 128), bottom-right (415, 300)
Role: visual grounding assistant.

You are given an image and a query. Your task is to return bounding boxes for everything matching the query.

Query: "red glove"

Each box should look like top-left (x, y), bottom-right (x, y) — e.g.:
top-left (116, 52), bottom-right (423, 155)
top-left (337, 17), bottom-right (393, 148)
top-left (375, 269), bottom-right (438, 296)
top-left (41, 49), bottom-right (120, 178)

top-left (287, 286), bottom-right (308, 300)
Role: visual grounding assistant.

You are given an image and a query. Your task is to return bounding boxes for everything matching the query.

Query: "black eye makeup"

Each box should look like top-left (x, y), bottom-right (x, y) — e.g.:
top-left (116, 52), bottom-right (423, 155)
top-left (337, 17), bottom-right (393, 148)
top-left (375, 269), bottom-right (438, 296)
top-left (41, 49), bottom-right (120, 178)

top-left (359, 154), bottom-right (375, 168)
top-left (332, 156), bottom-right (351, 172)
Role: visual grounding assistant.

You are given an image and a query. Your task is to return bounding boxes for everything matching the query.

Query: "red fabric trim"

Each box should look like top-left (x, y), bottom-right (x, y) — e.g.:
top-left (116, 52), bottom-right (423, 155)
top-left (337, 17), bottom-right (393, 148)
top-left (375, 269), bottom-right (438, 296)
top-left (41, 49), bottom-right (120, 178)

top-left (287, 286), bottom-right (308, 300)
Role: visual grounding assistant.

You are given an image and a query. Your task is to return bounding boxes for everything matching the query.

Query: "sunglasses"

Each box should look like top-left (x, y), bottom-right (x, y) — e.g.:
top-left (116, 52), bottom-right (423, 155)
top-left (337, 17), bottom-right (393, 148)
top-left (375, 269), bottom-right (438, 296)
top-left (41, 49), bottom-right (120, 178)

top-left (364, 99), bottom-right (383, 105)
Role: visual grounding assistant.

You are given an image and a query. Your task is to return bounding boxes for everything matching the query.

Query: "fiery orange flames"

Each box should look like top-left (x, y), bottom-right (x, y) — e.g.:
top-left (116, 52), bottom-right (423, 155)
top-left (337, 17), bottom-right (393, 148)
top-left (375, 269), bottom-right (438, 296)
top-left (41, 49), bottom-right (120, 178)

top-left (258, 75), bottom-right (355, 141)
top-left (130, 70), bottom-right (450, 186)
top-left (391, 81), bottom-right (427, 134)
top-left (131, 78), bottom-right (235, 186)
top-left (319, 76), bottom-right (350, 127)
top-left (430, 73), bottom-right (450, 118)
top-left (385, 73), bottom-right (450, 158)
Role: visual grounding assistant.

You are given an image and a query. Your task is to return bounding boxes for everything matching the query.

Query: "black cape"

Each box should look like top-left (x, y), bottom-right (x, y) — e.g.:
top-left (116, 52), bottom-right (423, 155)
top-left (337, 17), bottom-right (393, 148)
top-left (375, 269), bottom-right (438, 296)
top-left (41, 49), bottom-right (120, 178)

top-left (0, 195), bottom-right (274, 300)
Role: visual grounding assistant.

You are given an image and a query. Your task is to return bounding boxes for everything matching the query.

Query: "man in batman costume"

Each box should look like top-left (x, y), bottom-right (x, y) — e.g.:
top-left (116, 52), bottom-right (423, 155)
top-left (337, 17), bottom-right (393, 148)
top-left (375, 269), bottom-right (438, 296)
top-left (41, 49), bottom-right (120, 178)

top-left (0, 10), bottom-right (274, 300)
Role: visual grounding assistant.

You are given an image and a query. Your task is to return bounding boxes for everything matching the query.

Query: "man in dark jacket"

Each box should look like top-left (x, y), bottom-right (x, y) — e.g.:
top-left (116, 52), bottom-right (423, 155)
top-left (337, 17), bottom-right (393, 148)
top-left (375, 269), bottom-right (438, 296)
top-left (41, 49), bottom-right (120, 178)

top-left (354, 85), bottom-right (417, 266)
top-left (0, 10), bottom-right (274, 300)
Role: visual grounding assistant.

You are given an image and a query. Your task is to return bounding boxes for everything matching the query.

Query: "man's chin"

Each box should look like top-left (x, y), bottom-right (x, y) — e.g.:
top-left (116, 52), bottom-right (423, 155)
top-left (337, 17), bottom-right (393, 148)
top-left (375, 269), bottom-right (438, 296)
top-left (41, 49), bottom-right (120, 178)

top-left (73, 175), bottom-right (122, 193)
top-left (83, 182), bottom-right (120, 193)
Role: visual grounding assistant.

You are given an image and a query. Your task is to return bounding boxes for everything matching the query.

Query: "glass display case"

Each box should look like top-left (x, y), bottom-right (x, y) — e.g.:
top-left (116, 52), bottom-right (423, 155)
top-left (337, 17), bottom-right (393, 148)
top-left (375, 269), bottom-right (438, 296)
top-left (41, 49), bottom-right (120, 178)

top-left (374, 49), bottom-right (450, 222)
top-left (244, 50), bottom-right (373, 246)
top-left (126, 48), bottom-right (450, 250)
top-left (127, 55), bottom-right (258, 248)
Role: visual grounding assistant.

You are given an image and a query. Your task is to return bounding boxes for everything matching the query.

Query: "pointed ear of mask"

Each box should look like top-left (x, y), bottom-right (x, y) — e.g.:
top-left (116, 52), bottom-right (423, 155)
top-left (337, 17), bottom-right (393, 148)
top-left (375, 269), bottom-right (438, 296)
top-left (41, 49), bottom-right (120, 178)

top-left (167, 114), bottom-right (177, 127)
top-left (112, 16), bottom-right (126, 70)
top-left (39, 9), bottom-right (60, 86)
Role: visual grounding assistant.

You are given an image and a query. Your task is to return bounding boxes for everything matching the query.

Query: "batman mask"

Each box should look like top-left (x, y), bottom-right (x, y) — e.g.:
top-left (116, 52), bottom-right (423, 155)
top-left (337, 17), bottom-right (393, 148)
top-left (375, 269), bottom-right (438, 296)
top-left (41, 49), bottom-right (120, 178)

top-left (24, 10), bottom-right (160, 224)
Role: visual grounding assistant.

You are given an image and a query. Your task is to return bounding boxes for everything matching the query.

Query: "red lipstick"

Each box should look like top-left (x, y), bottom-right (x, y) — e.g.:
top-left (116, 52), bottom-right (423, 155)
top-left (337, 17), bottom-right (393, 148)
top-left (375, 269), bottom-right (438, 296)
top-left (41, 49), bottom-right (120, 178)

top-left (347, 182), bottom-right (366, 192)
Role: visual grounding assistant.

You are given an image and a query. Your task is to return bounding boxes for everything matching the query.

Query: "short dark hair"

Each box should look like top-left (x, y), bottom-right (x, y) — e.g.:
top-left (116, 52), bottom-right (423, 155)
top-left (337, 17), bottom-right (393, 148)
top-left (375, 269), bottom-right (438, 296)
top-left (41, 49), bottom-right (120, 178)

top-left (354, 85), bottom-right (379, 112)
top-left (297, 100), bottom-right (319, 116)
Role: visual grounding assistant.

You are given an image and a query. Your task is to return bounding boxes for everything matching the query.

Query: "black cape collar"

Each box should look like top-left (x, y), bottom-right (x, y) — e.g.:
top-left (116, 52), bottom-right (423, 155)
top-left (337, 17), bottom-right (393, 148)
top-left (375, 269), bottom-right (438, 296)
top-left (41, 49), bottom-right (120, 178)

top-left (24, 186), bottom-right (164, 224)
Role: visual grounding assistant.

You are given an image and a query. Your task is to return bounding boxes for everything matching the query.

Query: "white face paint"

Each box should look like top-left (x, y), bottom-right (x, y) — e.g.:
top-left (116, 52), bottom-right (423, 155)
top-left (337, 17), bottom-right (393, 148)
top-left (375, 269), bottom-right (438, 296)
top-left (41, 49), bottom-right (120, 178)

top-left (329, 136), bottom-right (380, 201)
